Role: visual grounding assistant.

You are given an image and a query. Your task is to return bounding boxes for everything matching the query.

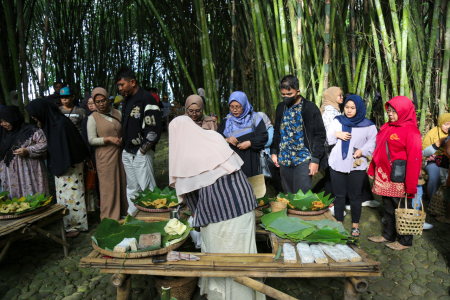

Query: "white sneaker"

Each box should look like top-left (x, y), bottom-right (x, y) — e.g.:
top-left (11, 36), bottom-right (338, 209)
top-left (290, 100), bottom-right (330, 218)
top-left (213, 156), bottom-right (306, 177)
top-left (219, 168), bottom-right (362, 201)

top-left (362, 200), bottom-right (381, 208)
top-left (423, 222), bottom-right (434, 230)
top-left (346, 205), bottom-right (351, 210)
top-left (329, 206), bottom-right (346, 217)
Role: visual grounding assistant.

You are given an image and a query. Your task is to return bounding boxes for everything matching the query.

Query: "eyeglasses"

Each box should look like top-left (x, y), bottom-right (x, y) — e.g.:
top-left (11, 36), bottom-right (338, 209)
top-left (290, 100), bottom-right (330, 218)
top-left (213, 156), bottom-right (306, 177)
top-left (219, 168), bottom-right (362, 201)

top-left (339, 94), bottom-right (344, 98)
top-left (95, 99), bottom-right (107, 104)
top-left (387, 108), bottom-right (397, 114)
top-left (187, 108), bottom-right (202, 114)
top-left (229, 105), bottom-right (243, 111)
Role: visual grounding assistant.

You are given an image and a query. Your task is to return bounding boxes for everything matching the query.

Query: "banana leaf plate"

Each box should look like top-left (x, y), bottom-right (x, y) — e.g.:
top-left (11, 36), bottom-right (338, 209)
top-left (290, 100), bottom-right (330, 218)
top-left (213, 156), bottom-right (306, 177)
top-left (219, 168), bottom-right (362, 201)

top-left (91, 217), bottom-right (190, 258)
top-left (135, 203), bottom-right (183, 213)
top-left (0, 202), bottom-right (51, 220)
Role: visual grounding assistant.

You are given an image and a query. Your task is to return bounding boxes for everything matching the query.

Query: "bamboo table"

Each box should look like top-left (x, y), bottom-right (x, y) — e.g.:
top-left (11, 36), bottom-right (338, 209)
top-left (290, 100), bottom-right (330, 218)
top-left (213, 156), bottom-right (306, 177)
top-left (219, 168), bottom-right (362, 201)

top-left (0, 204), bottom-right (70, 263)
top-left (80, 210), bottom-right (381, 300)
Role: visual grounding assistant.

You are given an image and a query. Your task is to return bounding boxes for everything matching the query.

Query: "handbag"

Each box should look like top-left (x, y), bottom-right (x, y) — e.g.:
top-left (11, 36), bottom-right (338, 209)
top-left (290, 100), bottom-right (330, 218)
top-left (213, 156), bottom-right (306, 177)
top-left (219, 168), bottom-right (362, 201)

top-left (86, 161), bottom-right (97, 190)
top-left (251, 114), bottom-right (272, 178)
top-left (386, 140), bottom-right (406, 183)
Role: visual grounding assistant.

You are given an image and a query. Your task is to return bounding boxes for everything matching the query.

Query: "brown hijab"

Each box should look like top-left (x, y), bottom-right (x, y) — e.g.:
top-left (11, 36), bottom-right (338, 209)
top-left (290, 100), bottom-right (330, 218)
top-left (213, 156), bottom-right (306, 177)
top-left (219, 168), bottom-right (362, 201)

top-left (185, 94), bottom-right (217, 130)
top-left (320, 86), bottom-right (341, 114)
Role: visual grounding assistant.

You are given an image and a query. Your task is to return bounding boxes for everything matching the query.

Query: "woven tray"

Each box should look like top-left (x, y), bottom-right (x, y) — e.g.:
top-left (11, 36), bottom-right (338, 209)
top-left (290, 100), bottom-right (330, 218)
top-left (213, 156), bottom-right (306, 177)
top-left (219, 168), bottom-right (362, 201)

top-left (288, 207), bottom-right (329, 215)
top-left (135, 204), bottom-right (179, 213)
top-left (92, 216), bottom-right (188, 258)
top-left (0, 203), bottom-right (51, 220)
top-left (256, 203), bottom-right (270, 211)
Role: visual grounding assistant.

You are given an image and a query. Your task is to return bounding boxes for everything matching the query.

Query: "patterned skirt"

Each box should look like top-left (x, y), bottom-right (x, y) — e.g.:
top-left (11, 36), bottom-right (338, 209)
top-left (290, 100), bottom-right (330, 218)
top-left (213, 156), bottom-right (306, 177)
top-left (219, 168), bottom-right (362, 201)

top-left (55, 163), bottom-right (88, 232)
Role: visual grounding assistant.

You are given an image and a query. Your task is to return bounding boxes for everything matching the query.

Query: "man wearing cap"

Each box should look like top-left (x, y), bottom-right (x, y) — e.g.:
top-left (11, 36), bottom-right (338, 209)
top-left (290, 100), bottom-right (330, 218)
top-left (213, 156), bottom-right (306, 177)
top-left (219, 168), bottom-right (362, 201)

top-left (59, 87), bottom-right (86, 133)
top-left (115, 67), bottom-right (162, 217)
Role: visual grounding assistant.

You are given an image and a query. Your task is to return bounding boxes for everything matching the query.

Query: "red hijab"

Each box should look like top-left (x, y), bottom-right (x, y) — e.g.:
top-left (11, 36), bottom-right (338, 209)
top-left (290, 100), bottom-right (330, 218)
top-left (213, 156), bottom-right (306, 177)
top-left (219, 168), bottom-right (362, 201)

top-left (372, 96), bottom-right (418, 163)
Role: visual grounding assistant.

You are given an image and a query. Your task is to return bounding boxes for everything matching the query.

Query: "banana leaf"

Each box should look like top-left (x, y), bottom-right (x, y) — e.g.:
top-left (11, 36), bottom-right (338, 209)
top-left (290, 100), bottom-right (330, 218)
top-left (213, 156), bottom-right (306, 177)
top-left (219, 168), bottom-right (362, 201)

top-left (131, 186), bottom-right (179, 208)
top-left (256, 196), bottom-right (272, 206)
top-left (288, 190), bottom-right (334, 211)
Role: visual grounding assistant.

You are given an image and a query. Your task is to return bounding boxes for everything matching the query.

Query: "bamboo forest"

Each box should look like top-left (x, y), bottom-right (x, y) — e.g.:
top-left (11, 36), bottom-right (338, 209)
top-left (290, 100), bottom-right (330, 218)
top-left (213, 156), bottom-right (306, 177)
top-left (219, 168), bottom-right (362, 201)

top-left (1, 0), bottom-right (449, 132)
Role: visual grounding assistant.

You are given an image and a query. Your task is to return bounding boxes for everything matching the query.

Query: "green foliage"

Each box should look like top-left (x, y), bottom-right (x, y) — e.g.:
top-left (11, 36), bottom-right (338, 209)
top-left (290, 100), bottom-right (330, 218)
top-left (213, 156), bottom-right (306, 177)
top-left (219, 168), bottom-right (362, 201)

top-left (131, 187), bottom-right (179, 209)
top-left (260, 209), bottom-right (356, 245)
top-left (277, 190), bottom-right (334, 211)
top-left (93, 216), bottom-right (192, 251)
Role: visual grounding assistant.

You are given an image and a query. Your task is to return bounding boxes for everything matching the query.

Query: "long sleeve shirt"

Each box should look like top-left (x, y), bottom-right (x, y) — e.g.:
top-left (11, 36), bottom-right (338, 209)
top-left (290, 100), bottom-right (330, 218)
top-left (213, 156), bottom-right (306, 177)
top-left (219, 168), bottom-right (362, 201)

top-left (327, 119), bottom-right (377, 173)
top-left (121, 87), bottom-right (162, 154)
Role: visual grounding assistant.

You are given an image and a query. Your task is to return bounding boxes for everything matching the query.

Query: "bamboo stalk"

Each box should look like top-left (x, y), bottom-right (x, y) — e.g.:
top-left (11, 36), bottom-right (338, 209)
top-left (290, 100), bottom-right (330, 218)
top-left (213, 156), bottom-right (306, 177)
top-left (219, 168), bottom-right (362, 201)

top-left (323, 0), bottom-right (331, 90)
top-left (230, 0), bottom-right (236, 94)
top-left (440, 0), bottom-right (450, 114)
top-left (400, 0), bottom-right (410, 96)
top-left (278, 0), bottom-right (289, 74)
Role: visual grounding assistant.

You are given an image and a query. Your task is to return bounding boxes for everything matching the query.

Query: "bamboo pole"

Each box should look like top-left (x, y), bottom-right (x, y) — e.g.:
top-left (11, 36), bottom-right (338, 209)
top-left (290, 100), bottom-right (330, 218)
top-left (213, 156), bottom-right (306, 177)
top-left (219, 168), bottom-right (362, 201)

top-left (440, 0), bottom-right (450, 114)
top-left (253, 0), bottom-right (279, 110)
top-left (389, 0), bottom-right (402, 57)
top-left (371, 13), bottom-right (387, 122)
top-left (251, 0), bottom-right (265, 112)
top-left (400, 0), bottom-right (410, 96)
top-left (420, 0), bottom-right (442, 133)
top-left (323, 0), bottom-right (331, 90)
top-left (278, 0), bottom-right (289, 74)
top-left (143, 0), bottom-right (196, 95)
top-left (297, 0), bottom-right (306, 94)
top-left (351, 0), bottom-right (356, 81)
top-left (230, 0), bottom-right (236, 94)
top-left (234, 277), bottom-right (297, 300)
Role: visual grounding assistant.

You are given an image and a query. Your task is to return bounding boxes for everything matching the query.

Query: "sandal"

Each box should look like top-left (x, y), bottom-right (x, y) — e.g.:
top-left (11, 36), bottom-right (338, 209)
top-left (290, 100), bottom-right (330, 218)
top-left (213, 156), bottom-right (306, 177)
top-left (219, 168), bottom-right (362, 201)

top-left (351, 227), bottom-right (361, 237)
top-left (368, 236), bottom-right (389, 243)
top-left (436, 216), bottom-right (450, 224)
top-left (386, 241), bottom-right (410, 250)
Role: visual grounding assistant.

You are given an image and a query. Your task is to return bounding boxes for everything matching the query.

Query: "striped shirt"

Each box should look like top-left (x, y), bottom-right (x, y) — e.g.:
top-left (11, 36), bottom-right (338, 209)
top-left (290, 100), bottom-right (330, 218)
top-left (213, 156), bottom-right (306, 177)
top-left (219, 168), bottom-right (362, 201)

top-left (184, 170), bottom-right (258, 227)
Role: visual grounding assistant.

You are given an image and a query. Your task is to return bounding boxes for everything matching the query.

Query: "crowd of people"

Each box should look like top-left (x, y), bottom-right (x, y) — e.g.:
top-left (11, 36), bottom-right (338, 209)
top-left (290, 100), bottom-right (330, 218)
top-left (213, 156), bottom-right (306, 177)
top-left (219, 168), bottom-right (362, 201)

top-left (0, 69), bottom-right (446, 298)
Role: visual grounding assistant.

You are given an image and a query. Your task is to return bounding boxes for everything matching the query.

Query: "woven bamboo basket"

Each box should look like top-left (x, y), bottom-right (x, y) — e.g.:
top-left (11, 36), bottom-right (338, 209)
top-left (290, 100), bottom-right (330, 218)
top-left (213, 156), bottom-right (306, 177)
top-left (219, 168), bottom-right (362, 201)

top-left (288, 207), bottom-right (329, 215)
top-left (154, 276), bottom-right (198, 300)
top-left (0, 203), bottom-right (51, 220)
top-left (429, 187), bottom-right (446, 216)
top-left (395, 197), bottom-right (426, 236)
top-left (270, 202), bottom-right (286, 212)
top-left (255, 210), bottom-right (264, 224)
top-left (91, 217), bottom-right (188, 258)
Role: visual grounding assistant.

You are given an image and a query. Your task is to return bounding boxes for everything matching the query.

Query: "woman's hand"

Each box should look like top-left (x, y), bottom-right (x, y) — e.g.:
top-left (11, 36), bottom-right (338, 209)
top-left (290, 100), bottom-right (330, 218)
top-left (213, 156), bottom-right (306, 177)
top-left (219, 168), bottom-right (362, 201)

top-left (335, 131), bottom-right (352, 141)
top-left (436, 137), bottom-right (447, 147)
top-left (104, 137), bottom-right (122, 146)
top-left (226, 136), bottom-right (239, 146)
top-left (368, 175), bottom-right (374, 180)
top-left (13, 148), bottom-right (29, 157)
top-left (237, 141), bottom-right (251, 150)
top-left (353, 149), bottom-right (362, 158)
top-left (271, 154), bottom-right (279, 167)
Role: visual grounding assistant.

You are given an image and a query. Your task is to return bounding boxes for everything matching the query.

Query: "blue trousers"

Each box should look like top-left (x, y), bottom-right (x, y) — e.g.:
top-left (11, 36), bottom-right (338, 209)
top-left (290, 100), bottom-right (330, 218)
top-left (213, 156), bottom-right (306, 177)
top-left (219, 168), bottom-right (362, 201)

top-left (425, 163), bottom-right (440, 201)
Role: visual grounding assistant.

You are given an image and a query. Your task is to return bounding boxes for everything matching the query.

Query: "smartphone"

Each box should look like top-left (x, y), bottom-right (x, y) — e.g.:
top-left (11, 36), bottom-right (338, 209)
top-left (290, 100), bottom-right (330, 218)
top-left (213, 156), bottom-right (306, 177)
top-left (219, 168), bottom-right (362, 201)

top-left (152, 254), bottom-right (167, 263)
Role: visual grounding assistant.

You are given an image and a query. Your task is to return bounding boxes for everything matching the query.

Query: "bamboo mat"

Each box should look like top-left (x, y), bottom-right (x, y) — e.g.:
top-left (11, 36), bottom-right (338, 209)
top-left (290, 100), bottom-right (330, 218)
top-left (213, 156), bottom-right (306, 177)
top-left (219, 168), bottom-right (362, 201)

top-left (0, 204), bottom-right (66, 237)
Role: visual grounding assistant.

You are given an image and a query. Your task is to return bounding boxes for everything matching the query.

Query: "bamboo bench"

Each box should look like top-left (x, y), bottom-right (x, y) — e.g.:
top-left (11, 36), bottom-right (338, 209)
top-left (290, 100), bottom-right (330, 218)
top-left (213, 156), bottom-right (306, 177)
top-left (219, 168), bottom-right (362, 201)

top-left (79, 210), bottom-right (381, 300)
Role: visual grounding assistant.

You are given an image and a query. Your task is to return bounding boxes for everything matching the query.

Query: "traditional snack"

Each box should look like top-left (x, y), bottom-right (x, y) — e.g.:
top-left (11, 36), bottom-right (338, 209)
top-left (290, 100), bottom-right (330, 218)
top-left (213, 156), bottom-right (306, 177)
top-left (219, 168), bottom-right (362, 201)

top-left (310, 244), bottom-right (328, 264)
top-left (320, 243), bottom-right (348, 263)
top-left (283, 243), bottom-right (297, 263)
top-left (164, 219), bottom-right (187, 235)
top-left (296, 243), bottom-right (314, 263)
top-left (312, 201), bottom-right (325, 210)
top-left (138, 233), bottom-right (161, 250)
top-left (113, 238), bottom-right (137, 253)
top-left (276, 197), bottom-right (294, 208)
top-left (334, 244), bottom-right (362, 262)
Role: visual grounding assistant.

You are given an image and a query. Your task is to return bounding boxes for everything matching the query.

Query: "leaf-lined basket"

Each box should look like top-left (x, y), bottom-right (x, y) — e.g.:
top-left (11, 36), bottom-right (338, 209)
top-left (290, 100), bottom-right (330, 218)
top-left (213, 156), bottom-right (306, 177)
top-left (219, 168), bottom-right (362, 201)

top-left (131, 187), bottom-right (179, 209)
top-left (277, 190), bottom-right (334, 211)
top-left (0, 192), bottom-right (52, 215)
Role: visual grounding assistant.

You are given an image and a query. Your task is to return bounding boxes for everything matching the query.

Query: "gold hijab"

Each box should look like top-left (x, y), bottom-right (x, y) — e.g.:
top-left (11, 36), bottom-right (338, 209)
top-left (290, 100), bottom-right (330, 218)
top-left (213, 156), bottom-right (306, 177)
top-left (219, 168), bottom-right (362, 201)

top-left (320, 86), bottom-right (341, 115)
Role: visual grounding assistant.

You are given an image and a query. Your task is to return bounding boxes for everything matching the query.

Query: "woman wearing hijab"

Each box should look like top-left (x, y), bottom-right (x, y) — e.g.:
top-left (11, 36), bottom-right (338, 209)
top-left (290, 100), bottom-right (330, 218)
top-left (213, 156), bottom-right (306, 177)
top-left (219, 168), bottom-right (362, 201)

top-left (368, 96), bottom-right (422, 250)
top-left (25, 99), bottom-right (90, 237)
top-left (422, 113), bottom-right (450, 200)
top-left (217, 91), bottom-right (268, 178)
top-left (87, 87), bottom-right (128, 220)
top-left (0, 106), bottom-right (48, 199)
top-left (326, 95), bottom-right (377, 236)
top-left (185, 95), bottom-right (217, 130)
top-left (169, 116), bottom-right (265, 300)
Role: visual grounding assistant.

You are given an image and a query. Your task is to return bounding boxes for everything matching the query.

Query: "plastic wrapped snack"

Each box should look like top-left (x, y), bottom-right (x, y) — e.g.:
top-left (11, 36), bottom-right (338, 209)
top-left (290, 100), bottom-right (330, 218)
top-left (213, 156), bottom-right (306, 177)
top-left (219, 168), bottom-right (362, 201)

top-left (310, 244), bottom-right (328, 264)
top-left (334, 244), bottom-right (362, 262)
top-left (113, 237), bottom-right (137, 253)
top-left (320, 243), bottom-right (348, 263)
top-left (283, 243), bottom-right (297, 263)
top-left (296, 243), bottom-right (314, 263)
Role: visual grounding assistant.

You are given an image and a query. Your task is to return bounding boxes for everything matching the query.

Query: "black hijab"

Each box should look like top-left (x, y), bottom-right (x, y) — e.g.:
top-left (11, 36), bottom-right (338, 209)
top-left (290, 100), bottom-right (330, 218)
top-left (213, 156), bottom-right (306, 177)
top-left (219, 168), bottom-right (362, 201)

top-left (25, 98), bottom-right (89, 176)
top-left (0, 106), bottom-right (39, 167)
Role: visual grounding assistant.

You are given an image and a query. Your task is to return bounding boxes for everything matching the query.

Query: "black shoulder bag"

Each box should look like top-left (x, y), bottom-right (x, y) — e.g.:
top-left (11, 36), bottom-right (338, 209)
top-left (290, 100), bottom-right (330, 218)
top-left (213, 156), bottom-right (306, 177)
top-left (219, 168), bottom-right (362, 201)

top-left (251, 113), bottom-right (272, 178)
top-left (386, 140), bottom-right (406, 183)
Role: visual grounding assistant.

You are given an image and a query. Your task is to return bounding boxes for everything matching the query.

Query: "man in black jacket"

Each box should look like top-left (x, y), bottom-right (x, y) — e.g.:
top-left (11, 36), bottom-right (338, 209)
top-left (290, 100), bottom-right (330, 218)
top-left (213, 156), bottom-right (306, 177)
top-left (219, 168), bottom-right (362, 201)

top-left (116, 67), bottom-right (162, 216)
top-left (270, 75), bottom-right (326, 194)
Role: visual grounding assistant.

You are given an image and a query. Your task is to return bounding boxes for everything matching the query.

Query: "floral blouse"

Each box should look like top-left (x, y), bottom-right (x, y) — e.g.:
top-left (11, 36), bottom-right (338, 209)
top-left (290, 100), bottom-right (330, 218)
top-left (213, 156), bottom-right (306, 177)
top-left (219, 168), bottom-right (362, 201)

top-left (278, 101), bottom-right (311, 166)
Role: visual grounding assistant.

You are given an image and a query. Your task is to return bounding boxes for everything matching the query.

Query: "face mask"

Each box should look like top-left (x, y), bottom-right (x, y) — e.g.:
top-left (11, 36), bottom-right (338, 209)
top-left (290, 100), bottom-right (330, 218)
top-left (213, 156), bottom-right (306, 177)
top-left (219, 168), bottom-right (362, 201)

top-left (283, 96), bottom-right (296, 106)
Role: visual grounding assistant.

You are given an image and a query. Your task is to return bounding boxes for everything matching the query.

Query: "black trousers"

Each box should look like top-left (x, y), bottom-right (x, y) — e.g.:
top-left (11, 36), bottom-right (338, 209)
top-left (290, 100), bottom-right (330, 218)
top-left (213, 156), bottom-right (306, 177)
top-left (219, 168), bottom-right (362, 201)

top-left (330, 169), bottom-right (365, 223)
top-left (267, 161), bottom-right (284, 195)
top-left (382, 196), bottom-right (413, 246)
